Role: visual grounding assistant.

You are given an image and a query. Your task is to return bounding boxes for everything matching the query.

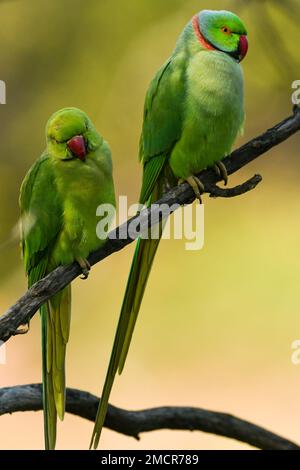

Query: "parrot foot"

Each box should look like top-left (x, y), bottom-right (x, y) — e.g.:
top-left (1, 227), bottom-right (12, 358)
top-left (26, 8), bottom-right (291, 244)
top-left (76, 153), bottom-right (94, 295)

top-left (14, 321), bottom-right (30, 335)
top-left (213, 161), bottom-right (228, 186)
top-left (76, 257), bottom-right (91, 280)
top-left (178, 176), bottom-right (205, 203)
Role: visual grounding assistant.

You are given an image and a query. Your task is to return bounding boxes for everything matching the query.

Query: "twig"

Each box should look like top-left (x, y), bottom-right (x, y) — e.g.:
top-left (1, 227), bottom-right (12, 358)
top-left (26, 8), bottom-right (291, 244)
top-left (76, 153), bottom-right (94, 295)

top-left (0, 384), bottom-right (298, 450)
top-left (208, 174), bottom-right (262, 198)
top-left (0, 107), bottom-right (300, 343)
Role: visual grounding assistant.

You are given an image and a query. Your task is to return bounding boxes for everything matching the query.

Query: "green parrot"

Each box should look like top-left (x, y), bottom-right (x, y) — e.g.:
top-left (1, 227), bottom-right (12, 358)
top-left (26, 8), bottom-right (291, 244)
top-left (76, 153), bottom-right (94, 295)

top-left (90, 9), bottom-right (248, 448)
top-left (19, 107), bottom-right (115, 450)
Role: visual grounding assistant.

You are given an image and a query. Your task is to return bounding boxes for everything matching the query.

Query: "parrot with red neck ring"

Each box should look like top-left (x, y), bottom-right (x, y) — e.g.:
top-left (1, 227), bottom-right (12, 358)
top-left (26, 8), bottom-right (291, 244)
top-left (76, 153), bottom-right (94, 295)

top-left (90, 9), bottom-right (248, 449)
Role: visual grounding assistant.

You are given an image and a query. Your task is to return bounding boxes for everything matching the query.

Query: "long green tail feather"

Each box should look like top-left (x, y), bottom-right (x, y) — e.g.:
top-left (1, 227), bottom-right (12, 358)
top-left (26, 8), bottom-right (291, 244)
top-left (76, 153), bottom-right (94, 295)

top-left (90, 219), bottom-right (163, 449)
top-left (90, 161), bottom-right (172, 449)
top-left (117, 236), bottom-right (161, 374)
top-left (41, 303), bottom-right (57, 450)
top-left (41, 286), bottom-right (71, 449)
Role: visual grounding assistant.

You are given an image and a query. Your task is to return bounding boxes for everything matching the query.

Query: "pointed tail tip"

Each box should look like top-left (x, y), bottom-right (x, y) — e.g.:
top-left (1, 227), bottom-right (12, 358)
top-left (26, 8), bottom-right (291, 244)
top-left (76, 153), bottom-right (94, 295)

top-left (89, 435), bottom-right (99, 450)
top-left (56, 403), bottom-right (65, 422)
top-left (118, 353), bottom-right (127, 375)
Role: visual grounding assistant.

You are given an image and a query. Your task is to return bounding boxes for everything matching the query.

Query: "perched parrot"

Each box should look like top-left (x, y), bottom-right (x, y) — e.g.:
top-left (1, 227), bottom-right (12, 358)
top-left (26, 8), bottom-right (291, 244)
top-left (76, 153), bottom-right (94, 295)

top-left (90, 9), bottom-right (248, 448)
top-left (19, 107), bottom-right (115, 450)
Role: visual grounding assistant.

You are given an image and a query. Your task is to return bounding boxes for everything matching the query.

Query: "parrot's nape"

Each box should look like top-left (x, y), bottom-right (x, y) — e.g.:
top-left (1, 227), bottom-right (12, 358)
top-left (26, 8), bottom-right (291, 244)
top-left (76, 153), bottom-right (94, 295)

top-left (19, 107), bottom-right (115, 449)
top-left (90, 9), bottom-right (248, 449)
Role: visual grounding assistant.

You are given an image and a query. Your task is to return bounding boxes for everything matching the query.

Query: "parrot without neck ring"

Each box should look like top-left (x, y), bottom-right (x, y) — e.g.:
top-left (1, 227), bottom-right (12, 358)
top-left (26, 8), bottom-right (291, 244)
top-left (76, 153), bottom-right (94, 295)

top-left (20, 107), bottom-right (115, 449)
top-left (90, 9), bottom-right (248, 448)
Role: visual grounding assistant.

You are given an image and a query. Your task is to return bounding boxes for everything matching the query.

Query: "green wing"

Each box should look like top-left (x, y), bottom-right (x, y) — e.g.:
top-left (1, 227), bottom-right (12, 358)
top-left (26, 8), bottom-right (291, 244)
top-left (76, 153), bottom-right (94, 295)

top-left (90, 54), bottom-right (186, 449)
top-left (20, 153), bottom-right (62, 284)
top-left (20, 154), bottom-right (66, 450)
top-left (139, 57), bottom-right (185, 203)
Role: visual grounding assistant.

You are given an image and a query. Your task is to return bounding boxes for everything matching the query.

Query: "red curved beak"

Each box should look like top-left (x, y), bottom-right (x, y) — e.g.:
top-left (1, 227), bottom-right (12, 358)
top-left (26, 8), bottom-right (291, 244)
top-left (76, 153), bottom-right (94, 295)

top-left (238, 35), bottom-right (248, 62)
top-left (67, 135), bottom-right (86, 161)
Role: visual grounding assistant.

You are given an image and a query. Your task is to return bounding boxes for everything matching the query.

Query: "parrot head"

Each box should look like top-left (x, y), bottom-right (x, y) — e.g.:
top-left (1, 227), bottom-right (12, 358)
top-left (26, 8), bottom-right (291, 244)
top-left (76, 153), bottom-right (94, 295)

top-left (192, 10), bottom-right (248, 62)
top-left (46, 107), bottom-right (103, 161)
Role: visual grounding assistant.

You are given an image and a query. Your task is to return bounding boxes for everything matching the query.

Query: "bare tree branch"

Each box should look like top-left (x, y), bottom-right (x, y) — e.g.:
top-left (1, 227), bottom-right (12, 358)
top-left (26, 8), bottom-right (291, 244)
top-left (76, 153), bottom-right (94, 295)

top-left (0, 106), bottom-right (300, 343)
top-left (0, 384), bottom-right (298, 450)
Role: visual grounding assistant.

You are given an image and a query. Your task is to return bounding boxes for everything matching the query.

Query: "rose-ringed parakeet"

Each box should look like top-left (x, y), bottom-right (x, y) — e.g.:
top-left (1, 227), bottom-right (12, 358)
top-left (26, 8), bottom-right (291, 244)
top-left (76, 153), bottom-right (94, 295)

top-left (19, 107), bottom-right (115, 450)
top-left (90, 9), bottom-right (248, 448)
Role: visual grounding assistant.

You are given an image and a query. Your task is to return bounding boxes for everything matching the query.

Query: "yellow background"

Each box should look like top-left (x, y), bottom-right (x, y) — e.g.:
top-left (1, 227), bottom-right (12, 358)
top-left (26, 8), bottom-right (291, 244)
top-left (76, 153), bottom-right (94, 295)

top-left (0, 0), bottom-right (300, 449)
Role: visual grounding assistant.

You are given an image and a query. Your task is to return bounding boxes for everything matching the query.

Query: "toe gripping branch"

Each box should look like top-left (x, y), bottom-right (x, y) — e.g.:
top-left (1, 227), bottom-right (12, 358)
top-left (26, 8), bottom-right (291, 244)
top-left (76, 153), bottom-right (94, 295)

top-left (203, 159), bottom-right (262, 199)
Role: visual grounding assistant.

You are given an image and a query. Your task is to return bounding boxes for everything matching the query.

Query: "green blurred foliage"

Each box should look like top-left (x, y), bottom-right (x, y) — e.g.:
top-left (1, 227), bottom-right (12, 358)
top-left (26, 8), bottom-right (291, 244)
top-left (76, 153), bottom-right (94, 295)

top-left (0, 0), bottom-right (299, 449)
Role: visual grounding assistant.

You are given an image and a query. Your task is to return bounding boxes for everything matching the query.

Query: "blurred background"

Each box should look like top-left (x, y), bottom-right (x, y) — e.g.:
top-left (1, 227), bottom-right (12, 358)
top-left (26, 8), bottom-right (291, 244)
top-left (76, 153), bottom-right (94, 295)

top-left (0, 0), bottom-right (300, 450)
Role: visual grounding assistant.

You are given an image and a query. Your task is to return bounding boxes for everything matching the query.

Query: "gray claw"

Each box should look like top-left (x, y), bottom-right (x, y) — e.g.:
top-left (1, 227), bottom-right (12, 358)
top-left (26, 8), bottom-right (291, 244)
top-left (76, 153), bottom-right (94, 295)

top-left (213, 162), bottom-right (228, 186)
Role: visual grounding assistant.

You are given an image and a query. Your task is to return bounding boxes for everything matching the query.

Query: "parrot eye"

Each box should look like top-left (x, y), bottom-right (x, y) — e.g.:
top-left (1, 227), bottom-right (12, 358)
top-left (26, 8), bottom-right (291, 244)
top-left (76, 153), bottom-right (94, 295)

top-left (51, 136), bottom-right (68, 145)
top-left (221, 26), bottom-right (231, 35)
